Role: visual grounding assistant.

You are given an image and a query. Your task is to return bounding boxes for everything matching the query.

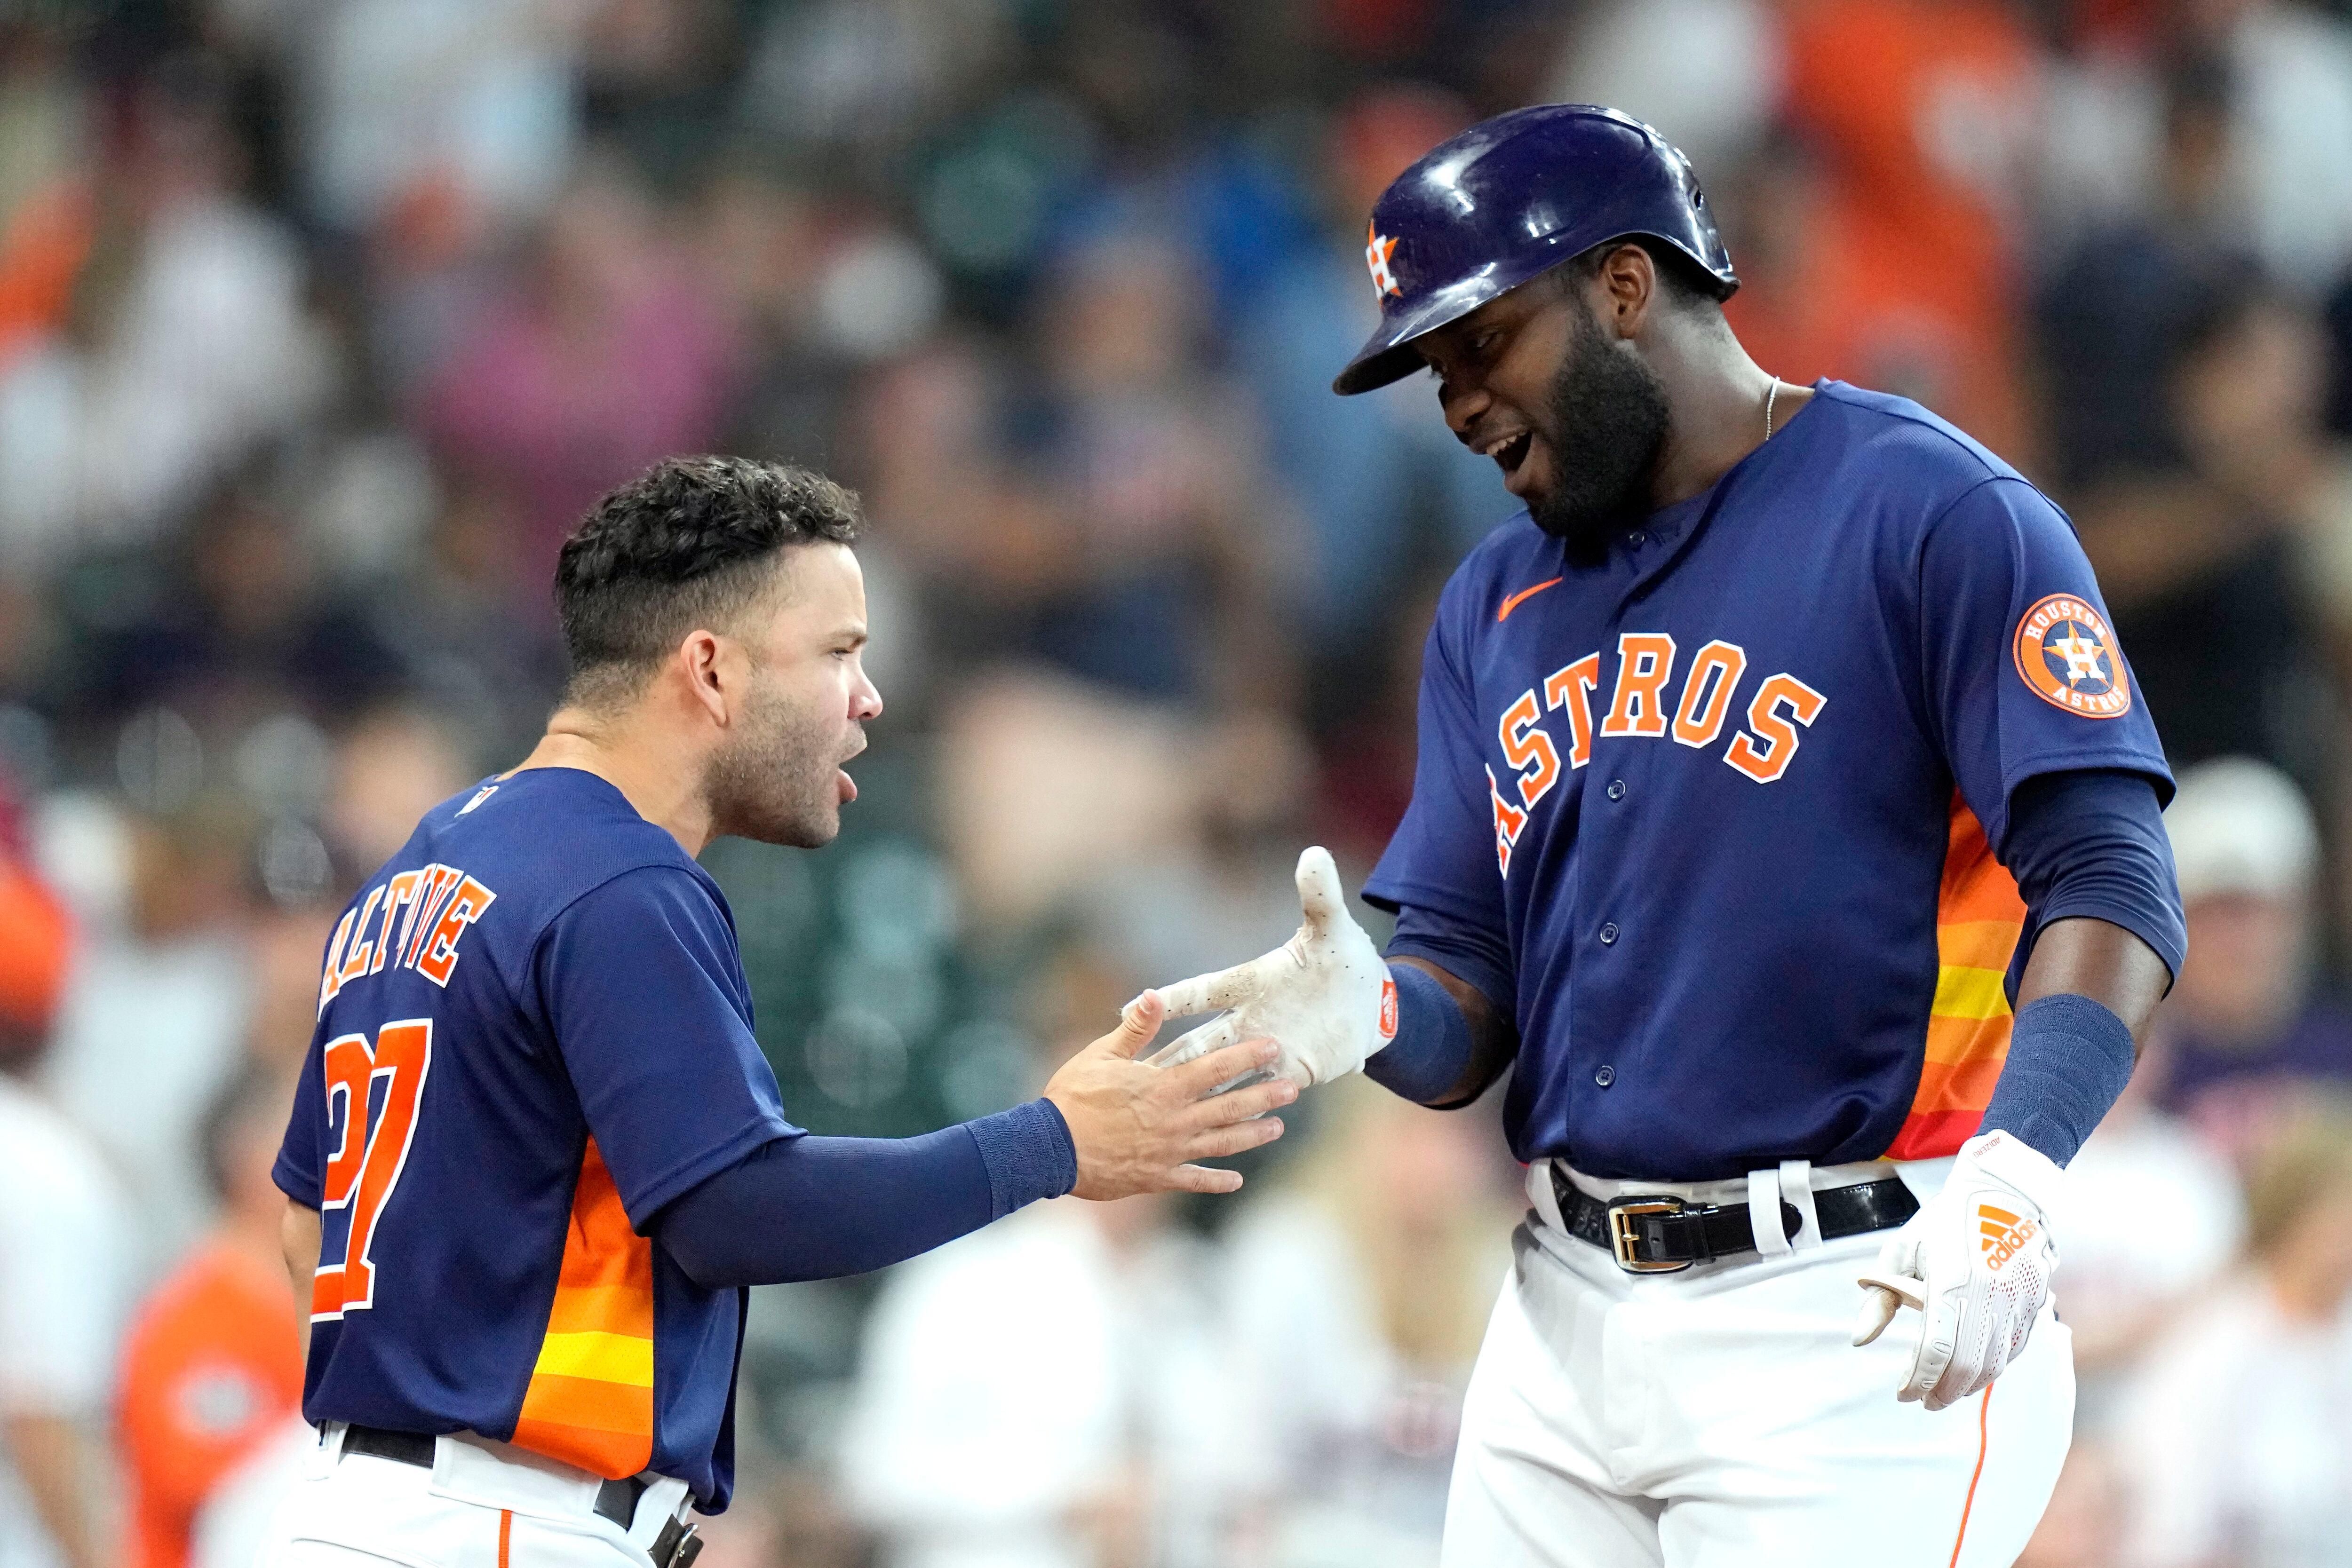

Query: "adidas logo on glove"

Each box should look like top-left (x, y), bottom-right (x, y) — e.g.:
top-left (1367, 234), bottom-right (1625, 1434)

top-left (1976, 1203), bottom-right (2040, 1271)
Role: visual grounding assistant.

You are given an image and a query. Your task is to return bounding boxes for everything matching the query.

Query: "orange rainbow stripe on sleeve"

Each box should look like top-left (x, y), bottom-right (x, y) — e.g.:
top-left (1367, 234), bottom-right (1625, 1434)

top-left (1883, 794), bottom-right (2025, 1161)
top-left (509, 1138), bottom-right (655, 1479)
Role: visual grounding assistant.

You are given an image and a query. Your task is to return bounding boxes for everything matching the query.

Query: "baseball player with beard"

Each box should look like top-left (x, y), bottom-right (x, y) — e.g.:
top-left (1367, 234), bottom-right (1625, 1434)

top-left (1149, 107), bottom-right (2185, 1565)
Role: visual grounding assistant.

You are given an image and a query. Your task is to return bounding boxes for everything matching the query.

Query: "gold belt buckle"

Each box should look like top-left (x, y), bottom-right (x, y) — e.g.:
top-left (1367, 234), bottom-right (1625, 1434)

top-left (1608, 1197), bottom-right (1691, 1273)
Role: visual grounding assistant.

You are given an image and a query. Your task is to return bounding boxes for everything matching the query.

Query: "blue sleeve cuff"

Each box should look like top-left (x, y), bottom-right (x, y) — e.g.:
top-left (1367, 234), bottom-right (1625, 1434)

top-left (967, 1098), bottom-right (1078, 1219)
top-left (271, 1156), bottom-right (322, 1209)
top-left (1979, 992), bottom-right (2137, 1166)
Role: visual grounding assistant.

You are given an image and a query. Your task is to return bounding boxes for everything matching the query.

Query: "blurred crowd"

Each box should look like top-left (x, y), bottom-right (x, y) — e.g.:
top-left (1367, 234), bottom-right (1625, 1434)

top-left (4, 0), bottom-right (2352, 1564)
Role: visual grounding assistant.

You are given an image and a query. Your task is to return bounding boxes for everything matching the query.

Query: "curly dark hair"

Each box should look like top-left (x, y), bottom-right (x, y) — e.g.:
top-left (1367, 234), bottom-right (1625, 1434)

top-left (554, 455), bottom-right (861, 707)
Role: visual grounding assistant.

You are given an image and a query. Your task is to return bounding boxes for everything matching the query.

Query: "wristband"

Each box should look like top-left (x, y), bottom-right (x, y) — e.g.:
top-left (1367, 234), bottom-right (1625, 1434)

top-left (1364, 962), bottom-right (1476, 1104)
top-left (968, 1098), bottom-right (1078, 1217)
top-left (1978, 992), bottom-right (2136, 1167)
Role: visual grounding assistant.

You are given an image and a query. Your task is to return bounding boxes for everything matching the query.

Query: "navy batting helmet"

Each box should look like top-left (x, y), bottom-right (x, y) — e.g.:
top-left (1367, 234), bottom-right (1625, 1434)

top-left (1332, 105), bottom-right (1737, 396)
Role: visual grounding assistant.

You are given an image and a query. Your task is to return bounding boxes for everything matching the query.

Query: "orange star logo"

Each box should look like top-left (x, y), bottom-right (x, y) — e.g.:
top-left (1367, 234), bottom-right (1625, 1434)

top-left (2012, 594), bottom-right (2131, 719)
top-left (1365, 223), bottom-right (1401, 298)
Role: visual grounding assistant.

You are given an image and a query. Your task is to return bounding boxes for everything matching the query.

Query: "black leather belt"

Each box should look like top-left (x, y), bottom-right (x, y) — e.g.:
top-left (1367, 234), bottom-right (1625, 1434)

top-left (342, 1423), bottom-right (646, 1529)
top-left (1552, 1166), bottom-right (1920, 1273)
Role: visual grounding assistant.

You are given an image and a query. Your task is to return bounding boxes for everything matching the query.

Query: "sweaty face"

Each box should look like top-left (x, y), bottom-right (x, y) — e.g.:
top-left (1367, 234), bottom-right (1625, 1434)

top-left (704, 544), bottom-right (882, 849)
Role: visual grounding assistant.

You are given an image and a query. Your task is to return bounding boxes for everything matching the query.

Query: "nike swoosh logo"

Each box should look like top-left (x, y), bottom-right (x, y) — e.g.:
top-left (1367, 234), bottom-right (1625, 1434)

top-left (1496, 577), bottom-right (1564, 624)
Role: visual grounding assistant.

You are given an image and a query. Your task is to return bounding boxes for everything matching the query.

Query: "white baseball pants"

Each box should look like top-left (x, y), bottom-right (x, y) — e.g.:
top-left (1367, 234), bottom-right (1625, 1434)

top-left (257, 1423), bottom-right (690, 1567)
top-left (1441, 1157), bottom-right (2074, 1568)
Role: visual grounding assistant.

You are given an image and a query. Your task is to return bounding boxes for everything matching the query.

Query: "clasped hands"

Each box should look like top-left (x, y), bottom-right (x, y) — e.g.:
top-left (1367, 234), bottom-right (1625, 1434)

top-left (1038, 847), bottom-right (1383, 1201)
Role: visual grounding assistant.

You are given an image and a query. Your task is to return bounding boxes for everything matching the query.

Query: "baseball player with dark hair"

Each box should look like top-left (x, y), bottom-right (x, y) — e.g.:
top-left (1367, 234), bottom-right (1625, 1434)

top-left (266, 456), bottom-right (1295, 1565)
top-left (1149, 107), bottom-right (2185, 1564)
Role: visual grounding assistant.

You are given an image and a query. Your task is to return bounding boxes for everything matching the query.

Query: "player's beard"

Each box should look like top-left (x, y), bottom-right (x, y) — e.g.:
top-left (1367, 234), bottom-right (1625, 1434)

top-left (704, 672), bottom-right (852, 849)
top-left (1525, 293), bottom-right (1673, 568)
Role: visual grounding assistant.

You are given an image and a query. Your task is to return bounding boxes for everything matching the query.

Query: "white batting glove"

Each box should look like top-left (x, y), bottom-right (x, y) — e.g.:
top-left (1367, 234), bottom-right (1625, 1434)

top-left (1851, 1131), bottom-right (2062, 1411)
top-left (1144, 847), bottom-right (1397, 1092)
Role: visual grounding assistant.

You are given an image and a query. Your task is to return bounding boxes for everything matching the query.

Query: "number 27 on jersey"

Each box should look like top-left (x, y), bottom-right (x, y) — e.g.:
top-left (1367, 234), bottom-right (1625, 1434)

top-left (310, 1019), bottom-right (433, 1323)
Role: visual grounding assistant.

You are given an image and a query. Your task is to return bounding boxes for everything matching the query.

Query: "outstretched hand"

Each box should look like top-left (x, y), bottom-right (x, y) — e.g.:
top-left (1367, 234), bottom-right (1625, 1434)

top-left (1043, 991), bottom-right (1297, 1198)
top-left (1145, 847), bottom-right (1396, 1092)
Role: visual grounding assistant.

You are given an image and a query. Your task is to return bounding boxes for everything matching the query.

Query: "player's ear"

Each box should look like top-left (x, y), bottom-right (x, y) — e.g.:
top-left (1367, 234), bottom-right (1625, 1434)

top-left (1598, 243), bottom-right (1655, 337)
top-left (676, 629), bottom-right (731, 725)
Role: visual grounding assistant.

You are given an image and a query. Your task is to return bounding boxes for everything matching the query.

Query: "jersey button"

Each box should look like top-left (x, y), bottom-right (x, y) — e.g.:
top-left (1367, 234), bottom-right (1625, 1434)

top-left (1606, 778), bottom-right (1626, 801)
top-left (1595, 1064), bottom-right (1616, 1087)
top-left (1599, 922), bottom-right (1619, 945)
top-left (1629, 531), bottom-right (1647, 546)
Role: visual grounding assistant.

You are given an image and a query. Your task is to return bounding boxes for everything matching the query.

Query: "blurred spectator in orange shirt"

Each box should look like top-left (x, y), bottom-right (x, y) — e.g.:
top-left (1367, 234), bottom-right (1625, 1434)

top-left (113, 1060), bottom-right (304, 1568)
top-left (0, 182), bottom-right (90, 377)
top-left (1732, 0), bottom-right (2040, 455)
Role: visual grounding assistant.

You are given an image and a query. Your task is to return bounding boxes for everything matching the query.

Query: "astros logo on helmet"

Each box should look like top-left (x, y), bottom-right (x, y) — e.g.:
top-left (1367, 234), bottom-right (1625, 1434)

top-left (1366, 224), bottom-right (1401, 299)
top-left (2012, 594), bottom-right (2129, 718)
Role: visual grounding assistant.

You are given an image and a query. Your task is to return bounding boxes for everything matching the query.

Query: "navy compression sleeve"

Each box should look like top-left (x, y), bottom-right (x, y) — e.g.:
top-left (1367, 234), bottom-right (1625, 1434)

top-left (1979, 768), bottom-right (2185, 1165)
top-left (2000, 768), bottom-right (2185, 985)
top-left (654, 1099), bottom-right (1075, 1288)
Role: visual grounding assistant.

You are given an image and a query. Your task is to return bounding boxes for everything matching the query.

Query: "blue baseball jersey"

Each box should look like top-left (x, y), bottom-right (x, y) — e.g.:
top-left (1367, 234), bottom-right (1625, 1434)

top-left (272, 767), bottom-right (799, 1509)
top-left (1366, 380), bottom-right (2172, 1180)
